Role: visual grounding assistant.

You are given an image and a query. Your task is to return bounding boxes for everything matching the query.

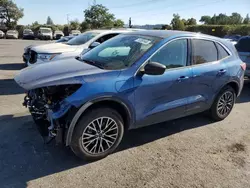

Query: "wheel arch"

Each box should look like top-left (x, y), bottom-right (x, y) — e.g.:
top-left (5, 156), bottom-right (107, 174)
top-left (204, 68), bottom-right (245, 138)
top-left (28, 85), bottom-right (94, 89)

top-left (65, 96), bottom-right (134, 146)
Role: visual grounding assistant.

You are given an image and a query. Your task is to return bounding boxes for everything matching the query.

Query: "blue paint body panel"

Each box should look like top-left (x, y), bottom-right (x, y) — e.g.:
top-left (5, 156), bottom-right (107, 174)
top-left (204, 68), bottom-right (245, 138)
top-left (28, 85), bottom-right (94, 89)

top-left (16, 30), bottom-right (244, 129)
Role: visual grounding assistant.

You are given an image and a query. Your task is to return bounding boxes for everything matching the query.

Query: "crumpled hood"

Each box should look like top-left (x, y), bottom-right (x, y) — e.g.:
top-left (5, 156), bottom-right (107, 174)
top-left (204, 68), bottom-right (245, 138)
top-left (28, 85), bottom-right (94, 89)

top-left (14, 58), bottom-right (113, 90)
top-left (31, 43), bottom-right (84, 53)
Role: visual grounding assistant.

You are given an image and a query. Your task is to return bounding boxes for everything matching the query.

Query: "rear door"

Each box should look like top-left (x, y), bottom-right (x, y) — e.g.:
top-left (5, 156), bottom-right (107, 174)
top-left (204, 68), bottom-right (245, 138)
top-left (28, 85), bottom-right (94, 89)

top-left (187, 39), bottom-right (230, 114)
top-left (235, 37), bottom-right (250, 76)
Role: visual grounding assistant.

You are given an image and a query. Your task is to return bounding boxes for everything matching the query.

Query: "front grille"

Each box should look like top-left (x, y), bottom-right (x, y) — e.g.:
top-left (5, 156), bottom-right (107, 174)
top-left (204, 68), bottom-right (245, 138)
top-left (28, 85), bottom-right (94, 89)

top-left (29, 50), bottom-right (37, 64)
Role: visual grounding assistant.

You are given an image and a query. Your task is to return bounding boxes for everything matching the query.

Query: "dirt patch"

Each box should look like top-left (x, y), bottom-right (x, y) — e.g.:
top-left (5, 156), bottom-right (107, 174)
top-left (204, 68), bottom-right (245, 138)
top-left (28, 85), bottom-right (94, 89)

top-left (228, 143), bottom-right (246, 153)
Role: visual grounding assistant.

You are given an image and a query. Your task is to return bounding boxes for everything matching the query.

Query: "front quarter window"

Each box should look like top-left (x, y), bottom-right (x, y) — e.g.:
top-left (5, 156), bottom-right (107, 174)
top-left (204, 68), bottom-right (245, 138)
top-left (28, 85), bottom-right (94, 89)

top-left (80, 34), bottom-right (160, 70)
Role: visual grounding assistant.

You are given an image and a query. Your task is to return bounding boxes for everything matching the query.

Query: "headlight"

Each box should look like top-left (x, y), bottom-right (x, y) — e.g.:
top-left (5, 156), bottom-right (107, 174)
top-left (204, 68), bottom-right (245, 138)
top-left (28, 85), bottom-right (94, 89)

top-left (37, 53), bottom-right (61, 62)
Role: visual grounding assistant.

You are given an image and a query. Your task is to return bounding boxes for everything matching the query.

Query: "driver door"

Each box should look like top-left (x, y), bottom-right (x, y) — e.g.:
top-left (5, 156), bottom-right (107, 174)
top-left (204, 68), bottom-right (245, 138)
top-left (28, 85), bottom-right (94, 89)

top-left (134, 39), bottom-right (193, 127)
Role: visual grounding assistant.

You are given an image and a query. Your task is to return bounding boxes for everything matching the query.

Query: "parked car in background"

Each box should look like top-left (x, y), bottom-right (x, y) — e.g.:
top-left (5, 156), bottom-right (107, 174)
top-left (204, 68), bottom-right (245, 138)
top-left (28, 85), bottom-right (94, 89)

top-left (235, 36), bottom-right (250, 78)
top-left (54, 30), bottom-right (64, 40)
top-left (38, 27), bottom-right (53, 40)
top-left (15, 30), bottom-right (245, 161)
top-left (56, 35), bottom-right (75, 43)
top-left (0, 30), bottom-right (5, 38)
top-left (23, 29), bottom-right (35, 40)
top-left (224, 35), bottom-right (241, 42)
top-left (23, 29), bottom-right (138, 66)
top-left (224, 38), bottom-right (237, 45)
top-left (6, 30), bottom-right (19, 39)
top-left (70, 30), bottom-right (81, 36)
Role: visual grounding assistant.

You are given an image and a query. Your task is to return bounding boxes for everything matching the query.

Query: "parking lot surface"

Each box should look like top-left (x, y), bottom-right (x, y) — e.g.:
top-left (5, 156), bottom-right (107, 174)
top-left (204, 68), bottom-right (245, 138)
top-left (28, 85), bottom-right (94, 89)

top-left (0, 39), bottom-right (250, 188)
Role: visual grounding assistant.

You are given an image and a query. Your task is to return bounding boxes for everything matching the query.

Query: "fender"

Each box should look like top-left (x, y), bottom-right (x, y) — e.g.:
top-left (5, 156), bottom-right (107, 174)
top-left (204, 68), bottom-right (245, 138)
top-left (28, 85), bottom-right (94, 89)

top-left (65, 96), bottom-right (134, 146)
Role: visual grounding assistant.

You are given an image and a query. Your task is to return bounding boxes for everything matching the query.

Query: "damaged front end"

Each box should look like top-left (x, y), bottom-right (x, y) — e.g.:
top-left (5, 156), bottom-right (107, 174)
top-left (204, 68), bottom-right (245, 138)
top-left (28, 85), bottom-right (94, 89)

top-left (23, 84), bottom-right (81, 144)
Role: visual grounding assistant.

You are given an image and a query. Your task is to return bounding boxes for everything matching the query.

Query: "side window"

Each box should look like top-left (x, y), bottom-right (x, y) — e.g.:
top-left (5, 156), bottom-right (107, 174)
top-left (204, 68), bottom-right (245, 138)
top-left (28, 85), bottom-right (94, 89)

top-left (150, 39), bottom-right (187, 69)
top-left (192, 39), bottom-right (217, 65)
top-left (96, 33), bottom-right (119, 43)
top-left (216, 43), bottom-right (229, 59)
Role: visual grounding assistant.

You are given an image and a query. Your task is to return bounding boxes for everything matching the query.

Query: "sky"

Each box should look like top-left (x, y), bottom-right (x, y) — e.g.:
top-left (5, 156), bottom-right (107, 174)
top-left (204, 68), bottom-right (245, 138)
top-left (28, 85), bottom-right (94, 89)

top-left (14, 0), bottom-right (250, 26)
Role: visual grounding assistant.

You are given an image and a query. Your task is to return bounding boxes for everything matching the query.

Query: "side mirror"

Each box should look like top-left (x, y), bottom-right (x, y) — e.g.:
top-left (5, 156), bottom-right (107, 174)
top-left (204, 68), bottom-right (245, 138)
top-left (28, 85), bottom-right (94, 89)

top-left (89, 42), bottom-right (101, 49)
top-left (141, 62), bottom-right (166, 75)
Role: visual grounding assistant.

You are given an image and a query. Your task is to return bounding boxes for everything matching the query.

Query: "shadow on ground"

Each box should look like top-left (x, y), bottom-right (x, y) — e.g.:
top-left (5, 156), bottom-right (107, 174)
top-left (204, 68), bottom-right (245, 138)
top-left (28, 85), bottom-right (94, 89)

top-left (0, 79), bottom-right (24, 95)
top-left (0, 82), bottom-right (250, 187)
top-left (0, 63), bottom-right (25, 70)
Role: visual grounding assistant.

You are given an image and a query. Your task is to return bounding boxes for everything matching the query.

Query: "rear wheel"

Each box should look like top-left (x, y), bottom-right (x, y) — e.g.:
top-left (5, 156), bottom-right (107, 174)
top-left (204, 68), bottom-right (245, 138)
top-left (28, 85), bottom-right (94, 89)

top-left (209, 85), bottom-right (236, 121)
top-left (70, 108), bottom-right (124, 161)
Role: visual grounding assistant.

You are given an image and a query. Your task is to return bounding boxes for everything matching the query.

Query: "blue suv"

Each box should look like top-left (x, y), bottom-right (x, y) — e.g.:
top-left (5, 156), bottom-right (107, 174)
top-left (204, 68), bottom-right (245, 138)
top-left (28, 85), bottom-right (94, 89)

top-left (15, 30), bottom-right (245, 160)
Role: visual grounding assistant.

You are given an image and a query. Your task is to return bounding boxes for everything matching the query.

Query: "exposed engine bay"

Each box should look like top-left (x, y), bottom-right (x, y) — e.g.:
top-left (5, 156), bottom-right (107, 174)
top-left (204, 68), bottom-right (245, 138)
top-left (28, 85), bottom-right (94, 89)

top-left (23, 84), bottom-right (81, 143)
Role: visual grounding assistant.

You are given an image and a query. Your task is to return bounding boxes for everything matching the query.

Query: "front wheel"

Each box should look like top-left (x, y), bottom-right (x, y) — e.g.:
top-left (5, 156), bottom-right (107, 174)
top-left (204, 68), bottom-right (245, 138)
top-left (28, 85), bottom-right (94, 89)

top-left (70, 108), bottom-right (124, 161)
top-left (209, 85), bottom-right (236, 121)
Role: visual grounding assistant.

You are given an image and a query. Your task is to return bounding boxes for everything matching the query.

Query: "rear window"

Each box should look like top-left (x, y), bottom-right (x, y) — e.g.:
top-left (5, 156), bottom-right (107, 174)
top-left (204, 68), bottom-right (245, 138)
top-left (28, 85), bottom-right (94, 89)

top-left (235, 38), bottom-right (250, 52)
top-left (192, 39), bottom-right (217, 65)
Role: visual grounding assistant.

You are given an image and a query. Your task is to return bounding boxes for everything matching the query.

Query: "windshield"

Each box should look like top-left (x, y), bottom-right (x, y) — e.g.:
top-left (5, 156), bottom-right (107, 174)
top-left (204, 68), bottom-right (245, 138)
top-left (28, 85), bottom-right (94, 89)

top-left (40, 29), bottom-right (51, 33)
top-left (71, 30), bottom-right (81, 34)
top-left (23, 29), bottom-right (32, 33)
top-left (7, 30), bottom-right (17, 34)
top-left (80, 34), bottom-right (160, 70)
top-left (67, 32), bottom-right (99, 45)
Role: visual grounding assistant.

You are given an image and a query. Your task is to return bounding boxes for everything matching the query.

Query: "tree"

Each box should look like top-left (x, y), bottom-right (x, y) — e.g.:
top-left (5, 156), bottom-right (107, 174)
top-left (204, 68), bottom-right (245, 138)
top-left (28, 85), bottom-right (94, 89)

top-left (161, 24), bottom-right (172, 30)
top-left (200, 15), bottom-right (211, 24)
top-left (113, 19), bottom-right (124, 28)
top-left (171, 14), bottom-right (185, 30)
top-left (46, 16), bottom-right (54, 25)
top-left (181, 19), bottom-right (187, 26)
top-left (230, 12), bottom-right (243, 25)
top-left (0, 0), bottom-right (24, 29)
top-left (186, 18), bottom-right (197, 25)
top-left (80, 21), bottom-right (90, 32)
top-left (84, 4), bottom-right (115, 29)
top-left (69, 19), bottom-right (80, 30)
top-left (243, 14), bottom-right (250, 24)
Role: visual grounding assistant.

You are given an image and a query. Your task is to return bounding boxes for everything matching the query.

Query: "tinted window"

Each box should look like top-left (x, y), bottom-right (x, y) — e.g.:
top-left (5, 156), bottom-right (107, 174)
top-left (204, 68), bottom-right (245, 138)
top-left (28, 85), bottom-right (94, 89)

top-left (235, 38), bottom-right (250, 52)
top-left (192, 39), bottom-right (217, 65)
top-left (96, 33), bottom-right (119, 43)
top-left (150, 39), bottom-right (187, 69)
top-left (216, 43), bottom-right (229, 59)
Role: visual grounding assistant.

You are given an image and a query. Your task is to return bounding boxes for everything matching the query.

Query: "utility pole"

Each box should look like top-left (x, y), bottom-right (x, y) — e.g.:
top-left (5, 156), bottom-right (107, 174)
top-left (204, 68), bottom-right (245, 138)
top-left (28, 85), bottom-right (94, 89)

top-left (129, 17), bottom-right (132, 28)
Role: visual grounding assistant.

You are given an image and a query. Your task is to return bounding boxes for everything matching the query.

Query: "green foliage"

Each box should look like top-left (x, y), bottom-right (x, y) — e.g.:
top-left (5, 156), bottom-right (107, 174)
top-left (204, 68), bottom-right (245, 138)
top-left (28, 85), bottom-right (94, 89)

top-left (171, 14), bottom-right (185, 30)
top-left (80, 21), bottom-right (90, 32)
top-left (84, 4), bottom-right (115, 29)
top-left (243, 14), bottom-right (250, 24)
top-left (46, 16), bottom-right (54, 25)
top-left (199, 13), bottom-right (243, 25)
top-left (0, 0), bottom-right (24, 29)
top-left (185, 25), bottom-right (250, 37)
top-left (70, 19), bottom-right (80, 30)
top-left (161, 24), bottom-right (172, 30)
top-left (113, 19), bottom-right (124, 28)
top-left (186, 18), bottom-right (197, 25)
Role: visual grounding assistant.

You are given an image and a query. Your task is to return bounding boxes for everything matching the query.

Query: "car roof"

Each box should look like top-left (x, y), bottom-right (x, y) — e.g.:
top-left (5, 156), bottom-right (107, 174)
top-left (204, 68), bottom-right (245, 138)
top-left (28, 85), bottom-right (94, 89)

top-left (86, 29), bottom-right (144, 35)
top-left (239, 36), bottom-right (250, 40)
top-left (122, 30), bottom-right (220, 40)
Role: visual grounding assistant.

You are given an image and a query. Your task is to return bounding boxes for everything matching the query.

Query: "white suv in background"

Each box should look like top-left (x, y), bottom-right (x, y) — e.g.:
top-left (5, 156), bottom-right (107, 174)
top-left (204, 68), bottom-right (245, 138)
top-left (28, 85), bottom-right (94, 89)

top-left (23, 29), bottom-right (142, 66)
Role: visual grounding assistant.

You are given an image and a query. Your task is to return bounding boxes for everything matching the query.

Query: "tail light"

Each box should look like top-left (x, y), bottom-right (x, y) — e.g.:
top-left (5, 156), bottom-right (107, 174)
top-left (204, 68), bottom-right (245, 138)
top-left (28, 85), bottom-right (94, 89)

top-left (240, 62), bottom-right (246, 71)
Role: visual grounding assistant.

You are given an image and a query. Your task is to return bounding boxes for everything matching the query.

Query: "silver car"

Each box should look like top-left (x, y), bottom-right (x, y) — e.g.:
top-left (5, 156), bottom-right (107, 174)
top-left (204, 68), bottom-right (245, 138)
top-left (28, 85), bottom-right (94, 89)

top-left (0, 30), bottom-right (5, 38)
top-left (6, 30), bottom-right (19, 39)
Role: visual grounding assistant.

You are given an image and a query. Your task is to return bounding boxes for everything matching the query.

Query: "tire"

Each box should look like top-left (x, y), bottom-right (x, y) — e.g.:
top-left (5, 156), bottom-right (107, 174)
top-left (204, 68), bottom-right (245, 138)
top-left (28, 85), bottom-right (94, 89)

top-left (70, 107), bottom-right (124, 161)
top-left (209, 85), bottom-right (236, 121)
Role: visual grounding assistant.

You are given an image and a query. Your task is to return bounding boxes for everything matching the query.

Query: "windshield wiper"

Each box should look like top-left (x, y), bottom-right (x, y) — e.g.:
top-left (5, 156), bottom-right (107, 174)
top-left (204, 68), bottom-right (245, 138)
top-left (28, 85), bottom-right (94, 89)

top-left (81, 59), bottom-right (105, 69)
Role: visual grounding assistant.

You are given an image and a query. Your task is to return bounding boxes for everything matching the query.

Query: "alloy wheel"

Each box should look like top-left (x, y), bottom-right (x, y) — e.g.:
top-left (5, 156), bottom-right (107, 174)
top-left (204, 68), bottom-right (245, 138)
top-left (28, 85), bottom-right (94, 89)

top-left (81, 117), bottom-right (119, 155)
top-left (217, 91), bottom-right (234, 117)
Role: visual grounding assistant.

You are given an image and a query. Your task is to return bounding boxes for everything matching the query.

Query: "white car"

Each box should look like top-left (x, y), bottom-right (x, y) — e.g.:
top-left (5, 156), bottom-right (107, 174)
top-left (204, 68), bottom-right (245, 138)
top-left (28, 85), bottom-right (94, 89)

top-left (70, 30), bottom-right (81, 36)
top-left (6, 30), bottom-right (19, 39)
top-left (0, 30), bottom-right (4, 38)
top-left (38, 27), bottom-right (53, 40)
top-left (54, 30), bottom-right (64, 40)
top-left (23, 29), bottom-right (140, 66)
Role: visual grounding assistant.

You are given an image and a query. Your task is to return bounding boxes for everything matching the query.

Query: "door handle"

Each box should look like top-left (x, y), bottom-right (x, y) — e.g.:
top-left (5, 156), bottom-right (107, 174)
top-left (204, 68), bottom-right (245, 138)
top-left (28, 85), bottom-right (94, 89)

top-left (217, 69), bottom-right (227, 75)
top-left (177, 76), bottom-right (189, 82)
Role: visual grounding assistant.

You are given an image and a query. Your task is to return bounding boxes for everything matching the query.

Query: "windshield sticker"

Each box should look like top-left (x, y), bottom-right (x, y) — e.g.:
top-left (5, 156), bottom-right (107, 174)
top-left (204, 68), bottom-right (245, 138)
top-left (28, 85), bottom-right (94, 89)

top-left (135, 38), bottom-right (151, 45)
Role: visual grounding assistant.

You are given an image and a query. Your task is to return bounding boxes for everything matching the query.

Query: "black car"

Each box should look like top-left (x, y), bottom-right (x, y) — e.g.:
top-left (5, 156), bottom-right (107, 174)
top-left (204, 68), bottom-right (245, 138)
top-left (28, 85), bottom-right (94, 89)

top-left (23, 29), bottom-right (35, 40)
